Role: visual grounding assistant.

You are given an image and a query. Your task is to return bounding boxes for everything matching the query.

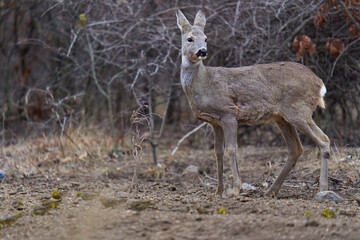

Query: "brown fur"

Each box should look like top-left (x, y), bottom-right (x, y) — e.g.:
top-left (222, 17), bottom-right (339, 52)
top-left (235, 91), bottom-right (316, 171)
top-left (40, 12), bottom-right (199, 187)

top-left (176, 10), bottom-right (330, 196)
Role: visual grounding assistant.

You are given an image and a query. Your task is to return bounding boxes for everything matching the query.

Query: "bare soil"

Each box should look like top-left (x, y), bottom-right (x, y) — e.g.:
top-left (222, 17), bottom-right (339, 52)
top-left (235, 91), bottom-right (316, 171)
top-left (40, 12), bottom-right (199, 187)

top-left (1, 145), bottom-right (360, 240)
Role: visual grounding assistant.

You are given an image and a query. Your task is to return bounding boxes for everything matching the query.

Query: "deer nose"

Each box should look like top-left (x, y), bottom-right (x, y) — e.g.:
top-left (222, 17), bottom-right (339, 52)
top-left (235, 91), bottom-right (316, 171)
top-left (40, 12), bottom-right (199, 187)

top-left (196, 48), bottom-right (208, 57)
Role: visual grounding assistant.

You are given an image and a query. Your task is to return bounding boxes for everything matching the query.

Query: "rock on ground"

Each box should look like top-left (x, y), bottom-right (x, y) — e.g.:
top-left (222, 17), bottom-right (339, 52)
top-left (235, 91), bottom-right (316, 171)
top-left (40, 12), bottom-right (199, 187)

top-left (314, 191), bottom-right (343, 203)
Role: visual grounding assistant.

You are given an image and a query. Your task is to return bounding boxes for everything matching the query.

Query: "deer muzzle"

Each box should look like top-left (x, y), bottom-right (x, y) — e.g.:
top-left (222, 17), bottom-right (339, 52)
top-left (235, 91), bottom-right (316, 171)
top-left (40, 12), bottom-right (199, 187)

top-left (196, 48), bottom-right (208, 58)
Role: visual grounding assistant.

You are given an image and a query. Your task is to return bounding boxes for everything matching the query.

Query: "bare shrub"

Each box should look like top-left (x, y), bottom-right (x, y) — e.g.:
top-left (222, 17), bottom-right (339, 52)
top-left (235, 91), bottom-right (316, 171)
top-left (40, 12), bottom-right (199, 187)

top-left (0, 0), bottom-right (359, 154)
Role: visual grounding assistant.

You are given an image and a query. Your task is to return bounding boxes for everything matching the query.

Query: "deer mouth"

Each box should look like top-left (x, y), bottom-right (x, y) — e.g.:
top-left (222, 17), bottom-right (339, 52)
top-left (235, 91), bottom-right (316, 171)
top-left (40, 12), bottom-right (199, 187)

top-left (198, 55), bottom-right (207, 60)
top-left (189, 54), bottom-right (206, 63)
top-left (193, 54), bottom-right (207, 61)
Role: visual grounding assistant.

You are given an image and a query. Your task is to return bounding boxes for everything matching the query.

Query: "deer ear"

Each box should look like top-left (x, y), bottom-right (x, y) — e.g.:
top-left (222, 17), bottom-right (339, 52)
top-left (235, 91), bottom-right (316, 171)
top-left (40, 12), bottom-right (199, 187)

top-left (194, 10), bottom-right (206, 30)
top-left (176, 10), bottom-right (191, 33)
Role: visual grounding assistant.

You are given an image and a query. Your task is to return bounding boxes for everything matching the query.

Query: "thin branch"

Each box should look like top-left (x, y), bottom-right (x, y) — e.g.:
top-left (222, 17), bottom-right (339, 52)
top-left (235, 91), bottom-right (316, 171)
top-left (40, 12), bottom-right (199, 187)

top-left (86, 33), bottom-right (108, 97)
top-left (40, 1), bottom-right (62, 18)
top-left (337, 0), bottom-right (360, 33)
top-left (331, 38), bottom-right (360, 77)
top-left (170, 122), bottom-right (207, 157)
top-left (67, 29), bottom-right (80, 57)
top-left (158, 85), bottom-right (172, 140)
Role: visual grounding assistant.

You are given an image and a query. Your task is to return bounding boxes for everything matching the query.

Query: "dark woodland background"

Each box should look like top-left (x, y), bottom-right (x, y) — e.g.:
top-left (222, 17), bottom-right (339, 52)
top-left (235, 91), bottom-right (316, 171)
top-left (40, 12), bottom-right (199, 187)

top-left (0, 0), bottom-right (359, 161)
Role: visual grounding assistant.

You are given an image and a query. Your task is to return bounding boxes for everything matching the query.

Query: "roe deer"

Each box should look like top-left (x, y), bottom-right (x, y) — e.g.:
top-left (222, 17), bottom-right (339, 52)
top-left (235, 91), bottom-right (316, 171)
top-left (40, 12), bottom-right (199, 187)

top-left (176, 10), bottom-right (331, 197)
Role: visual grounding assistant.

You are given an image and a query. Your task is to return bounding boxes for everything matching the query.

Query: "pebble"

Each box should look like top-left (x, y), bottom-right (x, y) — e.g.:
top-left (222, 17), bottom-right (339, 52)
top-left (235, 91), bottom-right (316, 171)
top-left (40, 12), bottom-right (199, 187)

top-left (183, 165), bottom-right (199, 174)
top-left (116, 191), bottom-right (129, 202)
top-left (305, 220), bottom-right (319, 227)
top-left (242, 183), bottom-right (256, 191)
top-left (314, 191), bottom-right (343, 203)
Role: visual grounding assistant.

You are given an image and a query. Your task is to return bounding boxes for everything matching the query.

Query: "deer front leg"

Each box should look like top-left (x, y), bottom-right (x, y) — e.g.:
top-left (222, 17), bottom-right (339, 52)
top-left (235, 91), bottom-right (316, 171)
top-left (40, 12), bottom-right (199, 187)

top-left (212, 125), bottom-right (224, 195)
top-left (221, 116), bottom-right (241, 194)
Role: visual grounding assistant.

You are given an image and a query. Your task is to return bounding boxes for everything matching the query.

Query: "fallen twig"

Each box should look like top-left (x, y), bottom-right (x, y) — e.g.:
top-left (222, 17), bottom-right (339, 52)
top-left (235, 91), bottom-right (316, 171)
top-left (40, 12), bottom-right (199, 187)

top-left (170, 122), bottom-right (207, 158)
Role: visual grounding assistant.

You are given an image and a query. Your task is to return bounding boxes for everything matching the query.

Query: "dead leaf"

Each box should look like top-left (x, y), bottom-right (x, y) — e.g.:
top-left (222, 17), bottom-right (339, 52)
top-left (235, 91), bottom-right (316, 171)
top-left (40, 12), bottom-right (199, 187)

top-left (293, 35), bottom-right (316, 60)
top-left (349, 25), bottom-right (360, 38)
top-left (326, 39), bottom-right (345, 57)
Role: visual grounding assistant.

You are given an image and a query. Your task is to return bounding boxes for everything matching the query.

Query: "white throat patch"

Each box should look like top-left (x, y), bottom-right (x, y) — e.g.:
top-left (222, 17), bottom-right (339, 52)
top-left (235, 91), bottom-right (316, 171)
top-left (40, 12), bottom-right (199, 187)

top-left (182, 56), bottom-right (193, 67)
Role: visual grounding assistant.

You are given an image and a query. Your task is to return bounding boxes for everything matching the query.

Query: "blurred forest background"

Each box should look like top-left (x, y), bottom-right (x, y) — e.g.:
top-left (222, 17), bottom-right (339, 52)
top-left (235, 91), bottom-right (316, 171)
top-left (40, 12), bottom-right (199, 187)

top-left (0, 0), bottom-right (359, 165)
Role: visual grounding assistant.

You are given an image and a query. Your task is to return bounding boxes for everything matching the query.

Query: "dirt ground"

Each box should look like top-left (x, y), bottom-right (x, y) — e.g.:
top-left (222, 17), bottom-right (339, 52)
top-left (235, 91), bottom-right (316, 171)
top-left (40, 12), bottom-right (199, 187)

top-left (1, 144), bottom-right (360, 240)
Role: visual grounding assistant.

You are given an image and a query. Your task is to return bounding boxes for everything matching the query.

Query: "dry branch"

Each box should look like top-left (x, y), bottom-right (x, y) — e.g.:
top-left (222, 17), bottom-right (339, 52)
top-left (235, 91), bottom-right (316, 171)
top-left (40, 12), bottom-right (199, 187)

top-left (170, 122), bottom-right (207, 158)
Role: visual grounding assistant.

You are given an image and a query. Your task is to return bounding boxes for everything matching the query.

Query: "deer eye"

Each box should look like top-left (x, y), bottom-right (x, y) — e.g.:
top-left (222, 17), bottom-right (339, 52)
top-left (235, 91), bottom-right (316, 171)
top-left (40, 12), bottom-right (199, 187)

top-left (187, 38), bottom-right (193, 42)
top-left (205, 38), bottom-right (207, 42)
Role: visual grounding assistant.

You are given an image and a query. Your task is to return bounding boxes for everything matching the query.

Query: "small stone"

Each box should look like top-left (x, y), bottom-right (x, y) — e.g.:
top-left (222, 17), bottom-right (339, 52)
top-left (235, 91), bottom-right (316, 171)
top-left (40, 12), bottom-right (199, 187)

top-left (242, 183), bottom-right (256, 191)
top-left (314, 191), bottom-right (343, 203)
top-left (168, 185), bottom-right (176, 191)
top-left (12, 198), bottom-right (24, 210)
top-left (41, 199), bottom-right (62, 208)
top-left (183, 165), bottom-right (199, 174)
top-left (356, 198), bottom-right (360, 206)
top-left (338, 209), bottom-right (356, 217)
top-left (195, 206), bottom-right (209, 214)
top-left (100, 196), bottom-right (122, 208)
top-left (305, 220), bottom-right (319, 227)
top-left (0, 212), bottom-right (23, 226)
top-left (168, 206), bottom-right (190, 213)
top-left (116, 191), bottom-right (129, 201)
top-left (77, 192), bottom-right (98, 200)
top-left (33, 205), bottom-right (49, 215)
top-left (130, 200), bottom-right (150, 211)
top-left (354, 194), bottom-right (360, 206)
top-left (354, 178), bottom-right (360, 187)
top-left (238, 197), bottom-right (252, 202)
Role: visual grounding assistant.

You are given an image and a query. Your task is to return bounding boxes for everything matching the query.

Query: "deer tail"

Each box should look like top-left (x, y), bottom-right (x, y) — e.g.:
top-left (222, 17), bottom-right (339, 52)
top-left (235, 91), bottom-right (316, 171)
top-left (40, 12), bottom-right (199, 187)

top-left (318, 84), bottom-right (326, 109)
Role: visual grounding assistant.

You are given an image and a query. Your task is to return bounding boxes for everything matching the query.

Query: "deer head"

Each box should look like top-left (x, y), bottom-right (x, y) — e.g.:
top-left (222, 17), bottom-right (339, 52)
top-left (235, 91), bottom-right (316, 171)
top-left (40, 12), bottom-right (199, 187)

top-left (176, 10), bottom-right (208, 64)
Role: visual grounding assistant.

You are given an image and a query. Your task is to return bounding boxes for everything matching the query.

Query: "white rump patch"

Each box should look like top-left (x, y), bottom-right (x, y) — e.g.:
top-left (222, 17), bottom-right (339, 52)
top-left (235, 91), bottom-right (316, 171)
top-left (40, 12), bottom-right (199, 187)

top-left (320, 84), bottom-right (327, 97)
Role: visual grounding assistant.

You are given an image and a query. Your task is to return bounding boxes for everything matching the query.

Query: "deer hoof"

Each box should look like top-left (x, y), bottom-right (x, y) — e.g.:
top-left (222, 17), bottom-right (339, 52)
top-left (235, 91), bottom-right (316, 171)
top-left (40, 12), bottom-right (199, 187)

top-left (221, 187), bottom-right (237, 198)
top-left (233, 186), bottom-right (241, 195)
top-left (264, 189), bottom-right (278, 198)
top-left (215, 187), bottom-right (224, 196)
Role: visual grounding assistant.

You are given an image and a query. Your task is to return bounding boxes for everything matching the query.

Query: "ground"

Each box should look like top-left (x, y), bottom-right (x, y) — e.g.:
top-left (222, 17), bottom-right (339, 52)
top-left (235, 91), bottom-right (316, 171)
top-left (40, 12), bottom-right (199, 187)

top-left (1, 142), bottom-right (360, 240)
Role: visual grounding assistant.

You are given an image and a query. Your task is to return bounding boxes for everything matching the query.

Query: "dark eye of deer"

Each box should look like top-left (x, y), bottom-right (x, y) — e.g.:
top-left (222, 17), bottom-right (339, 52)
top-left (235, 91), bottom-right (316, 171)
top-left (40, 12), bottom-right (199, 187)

top-left (187, 38), bottom-right (193, 42)
top-left (205, 38), bottom-right (207, 42)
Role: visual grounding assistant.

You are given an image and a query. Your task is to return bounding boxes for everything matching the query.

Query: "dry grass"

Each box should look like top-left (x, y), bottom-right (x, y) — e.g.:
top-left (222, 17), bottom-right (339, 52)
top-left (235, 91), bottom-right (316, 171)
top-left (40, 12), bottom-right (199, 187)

top-left (1, 126), bottom-right (117, 176)
top-left (1, 125), bottom-right (359, 187)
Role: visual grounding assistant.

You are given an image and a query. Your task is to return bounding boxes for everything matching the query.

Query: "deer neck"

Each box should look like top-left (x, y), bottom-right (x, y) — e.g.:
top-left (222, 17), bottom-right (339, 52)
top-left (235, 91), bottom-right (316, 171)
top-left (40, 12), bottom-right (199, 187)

top-left (180, 57), bottom-right (207, 94)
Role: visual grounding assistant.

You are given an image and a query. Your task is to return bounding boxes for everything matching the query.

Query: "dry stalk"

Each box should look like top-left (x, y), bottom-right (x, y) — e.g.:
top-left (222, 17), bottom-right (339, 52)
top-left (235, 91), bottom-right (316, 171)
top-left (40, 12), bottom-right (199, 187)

top-left (128, 106), bottom-right (150, 192)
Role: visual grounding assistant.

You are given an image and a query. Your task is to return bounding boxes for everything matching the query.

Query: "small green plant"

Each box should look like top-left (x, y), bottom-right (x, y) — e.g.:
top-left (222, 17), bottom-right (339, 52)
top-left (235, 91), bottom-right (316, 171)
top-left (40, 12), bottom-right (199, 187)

top-left (322, 208), bottom-right (336, 218)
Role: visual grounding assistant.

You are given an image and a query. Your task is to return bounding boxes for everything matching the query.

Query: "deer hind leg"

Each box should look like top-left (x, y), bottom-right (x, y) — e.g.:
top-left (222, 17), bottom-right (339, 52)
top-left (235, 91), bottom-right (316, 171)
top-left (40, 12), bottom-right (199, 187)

top-left (221, 115), bottom-right (241, 194)
top-left (266, 118), bottom-right (304, 197)
top-left (288, 118), bottom-right (330, 192)
top-left (212, 125), bottom-right (224, 195)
